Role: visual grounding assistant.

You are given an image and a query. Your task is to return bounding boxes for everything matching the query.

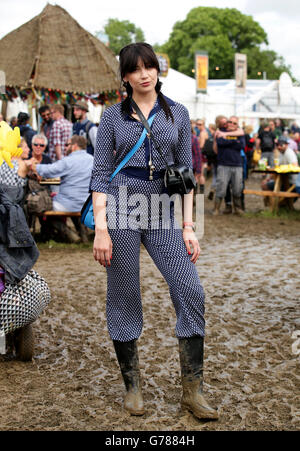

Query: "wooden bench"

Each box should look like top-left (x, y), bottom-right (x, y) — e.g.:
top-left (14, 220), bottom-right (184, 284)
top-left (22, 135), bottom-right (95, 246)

top-left (243, 188), bottom-right (300, 199)
top-left (33, 211), bottom-right (89, 242)
top-left (243, 186), bottom-right (300, 213)
top-left (38, 211), bottom-right (81, 217)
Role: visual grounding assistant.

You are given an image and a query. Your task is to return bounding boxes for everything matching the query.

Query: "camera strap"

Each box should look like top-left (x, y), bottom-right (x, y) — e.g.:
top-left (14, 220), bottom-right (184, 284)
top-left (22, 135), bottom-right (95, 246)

top-left (131, 99), bottom-right (172, 172)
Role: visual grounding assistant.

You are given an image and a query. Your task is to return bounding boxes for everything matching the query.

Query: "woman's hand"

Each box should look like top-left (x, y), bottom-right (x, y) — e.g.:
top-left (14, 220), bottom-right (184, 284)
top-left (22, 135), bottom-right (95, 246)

top-left (183, 228), bottom-right (201, 264)
top-left (93, 230), bottom-right (113, 267)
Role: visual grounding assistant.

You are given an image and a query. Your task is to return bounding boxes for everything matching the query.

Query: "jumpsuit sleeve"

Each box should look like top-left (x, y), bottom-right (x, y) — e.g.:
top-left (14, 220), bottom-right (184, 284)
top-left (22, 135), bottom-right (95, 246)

top-left (89, 109), bottom-right (115, 194)
top-left (175, 106), bottom-right (192, 169)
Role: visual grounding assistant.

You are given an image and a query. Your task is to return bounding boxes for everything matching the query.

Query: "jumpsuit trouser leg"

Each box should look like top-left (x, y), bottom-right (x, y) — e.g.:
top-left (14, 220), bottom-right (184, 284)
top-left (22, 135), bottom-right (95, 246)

top-left (106, 224), bottom-right (205, 342)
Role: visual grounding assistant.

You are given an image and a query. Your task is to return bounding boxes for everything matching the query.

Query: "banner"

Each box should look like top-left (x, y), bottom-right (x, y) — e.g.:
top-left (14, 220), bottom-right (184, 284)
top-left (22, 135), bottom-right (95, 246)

top-left (156, 53), bottom-right (170, 77)
top-left (195, 52), bottom-right (209, 93)
top-left (235, 53), bottom-right (247, 94)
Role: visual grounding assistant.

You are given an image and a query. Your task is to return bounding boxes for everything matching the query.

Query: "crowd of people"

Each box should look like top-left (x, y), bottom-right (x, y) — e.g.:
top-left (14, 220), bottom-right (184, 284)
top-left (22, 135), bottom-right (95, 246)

top-left (1, 103), bottom-right (300, 244)
top-left (0, 101), bottom-right (98, 243)
top-left (191, 116), bottom-right (300, 214)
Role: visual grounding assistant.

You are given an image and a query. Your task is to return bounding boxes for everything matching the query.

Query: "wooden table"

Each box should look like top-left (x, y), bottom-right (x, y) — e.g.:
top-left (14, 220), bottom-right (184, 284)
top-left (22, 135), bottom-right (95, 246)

top-left (39, 178), bottom-right (60, 185)
top-left (244, 169), bottom-right (300, 213)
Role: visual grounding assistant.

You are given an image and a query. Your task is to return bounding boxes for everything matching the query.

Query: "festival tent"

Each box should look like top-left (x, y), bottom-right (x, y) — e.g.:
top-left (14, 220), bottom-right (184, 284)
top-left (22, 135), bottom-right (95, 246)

top-left (0, 4), bottom-right (120, 124)
top-left (161, 69), bottom-right (300, 129)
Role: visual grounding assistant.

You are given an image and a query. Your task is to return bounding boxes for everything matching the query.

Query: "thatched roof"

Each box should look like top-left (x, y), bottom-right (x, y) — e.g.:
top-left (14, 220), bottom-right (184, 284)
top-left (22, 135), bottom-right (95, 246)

top-left (0, 4), bottom-right (120, 93)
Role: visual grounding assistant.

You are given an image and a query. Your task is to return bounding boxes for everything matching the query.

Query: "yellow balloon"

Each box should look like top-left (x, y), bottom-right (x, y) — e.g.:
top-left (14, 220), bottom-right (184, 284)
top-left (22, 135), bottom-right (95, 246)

top-left (2, 150), bottom-right (14, 168)
top-left (0, 122), bottom-right (22, 168)
top-left (0, 121), bottom-right (11, 144)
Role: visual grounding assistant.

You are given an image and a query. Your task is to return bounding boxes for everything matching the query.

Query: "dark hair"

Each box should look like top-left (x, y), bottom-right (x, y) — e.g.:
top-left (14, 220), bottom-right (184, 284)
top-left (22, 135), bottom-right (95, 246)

top-left (17, 112), bottom-right (30, 125)
top-left (39, 105), bottom-right (51, 115)
top-left (119, 42), bottom-right (173, 122)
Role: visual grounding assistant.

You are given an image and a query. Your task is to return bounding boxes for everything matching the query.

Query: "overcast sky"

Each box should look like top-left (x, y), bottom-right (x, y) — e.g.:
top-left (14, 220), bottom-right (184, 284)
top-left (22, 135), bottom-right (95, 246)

top-left (1, 0), bottom-right (299, 80)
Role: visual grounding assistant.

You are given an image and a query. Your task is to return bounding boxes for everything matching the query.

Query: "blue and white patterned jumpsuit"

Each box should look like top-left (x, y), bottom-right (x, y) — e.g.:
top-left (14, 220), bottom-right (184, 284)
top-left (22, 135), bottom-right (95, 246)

top-left (90, 96), bottom-right (205, 342)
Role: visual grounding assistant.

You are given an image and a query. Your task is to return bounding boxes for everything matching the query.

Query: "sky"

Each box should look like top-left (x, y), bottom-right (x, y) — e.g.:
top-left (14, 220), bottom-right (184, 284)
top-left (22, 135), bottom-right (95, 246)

top-left (0, 0), bottom-right (299, 80)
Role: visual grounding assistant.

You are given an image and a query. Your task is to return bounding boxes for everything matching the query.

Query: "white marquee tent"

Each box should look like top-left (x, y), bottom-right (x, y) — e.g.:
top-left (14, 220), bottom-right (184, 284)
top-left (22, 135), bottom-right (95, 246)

top-left (161, 69), bottom-right (300, 130)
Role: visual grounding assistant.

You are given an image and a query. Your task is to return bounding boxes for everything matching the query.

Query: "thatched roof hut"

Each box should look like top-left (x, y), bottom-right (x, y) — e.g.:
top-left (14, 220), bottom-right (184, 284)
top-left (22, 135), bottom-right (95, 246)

top-left (0, 4), bottom-right (120, 94)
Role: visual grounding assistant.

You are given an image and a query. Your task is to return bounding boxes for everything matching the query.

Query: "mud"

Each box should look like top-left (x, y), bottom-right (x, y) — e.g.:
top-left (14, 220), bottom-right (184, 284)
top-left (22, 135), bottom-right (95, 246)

top-left (0, 174), bottom-right (299, 431)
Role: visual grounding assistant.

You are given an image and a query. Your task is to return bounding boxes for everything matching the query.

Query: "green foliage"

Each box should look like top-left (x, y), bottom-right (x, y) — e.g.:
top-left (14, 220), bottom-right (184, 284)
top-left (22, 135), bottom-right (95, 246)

top-left (159, 6), bottom-right (293, 80)
top-left (103, 18), bottom-right (145, 55)
top-left (243, 47), bottom-right (294, 80)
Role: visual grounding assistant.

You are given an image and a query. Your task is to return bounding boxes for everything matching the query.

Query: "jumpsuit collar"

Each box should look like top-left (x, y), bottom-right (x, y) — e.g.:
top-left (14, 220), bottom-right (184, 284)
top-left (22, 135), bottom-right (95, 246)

top-left (124, 94), bottom-right (176, 122)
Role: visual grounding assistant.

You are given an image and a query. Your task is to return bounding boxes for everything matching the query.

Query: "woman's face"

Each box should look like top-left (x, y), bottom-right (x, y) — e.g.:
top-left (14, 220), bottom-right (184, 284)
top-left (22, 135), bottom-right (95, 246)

top-left (123, 58), bottom-right (158, 95)
top-left (20, 140), bottom-right (30, 159)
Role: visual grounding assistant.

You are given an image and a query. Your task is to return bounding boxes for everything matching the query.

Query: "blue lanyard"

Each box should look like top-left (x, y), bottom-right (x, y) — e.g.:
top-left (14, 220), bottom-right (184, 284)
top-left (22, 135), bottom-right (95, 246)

top-left (109, 113), bottom-right (156, 182)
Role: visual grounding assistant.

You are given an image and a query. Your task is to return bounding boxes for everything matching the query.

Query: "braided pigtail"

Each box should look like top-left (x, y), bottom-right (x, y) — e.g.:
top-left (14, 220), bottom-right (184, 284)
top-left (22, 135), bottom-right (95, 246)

top-left (121, 81), bottom-right (133, 117)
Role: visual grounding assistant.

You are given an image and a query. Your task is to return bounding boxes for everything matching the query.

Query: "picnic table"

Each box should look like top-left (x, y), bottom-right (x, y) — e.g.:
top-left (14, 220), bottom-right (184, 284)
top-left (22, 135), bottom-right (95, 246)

top-left (39, 177), bottom-right (61, 185)
top-left (244, 167), bottom-right (300, 213)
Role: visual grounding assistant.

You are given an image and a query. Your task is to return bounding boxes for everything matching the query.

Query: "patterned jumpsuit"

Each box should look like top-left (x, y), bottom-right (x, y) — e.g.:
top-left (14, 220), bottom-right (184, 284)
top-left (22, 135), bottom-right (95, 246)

top-left (89, 96), bottom-right (205, 342)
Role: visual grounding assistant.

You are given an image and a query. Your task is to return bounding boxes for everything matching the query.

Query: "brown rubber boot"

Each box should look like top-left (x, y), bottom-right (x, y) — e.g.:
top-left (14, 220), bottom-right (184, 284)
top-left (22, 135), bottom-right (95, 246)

top-left (113, 339), bottom-right (145, 416)
top-left (223, 203), bottom-right (232, 214)
top-left (212, 198), bottom-right (222, 216)
top-left (233, 196), bottom-right (245, 215)
top-left (179, 336), bottom-right (218, 420)
top-left (207, 189), bottom-right (215, 201)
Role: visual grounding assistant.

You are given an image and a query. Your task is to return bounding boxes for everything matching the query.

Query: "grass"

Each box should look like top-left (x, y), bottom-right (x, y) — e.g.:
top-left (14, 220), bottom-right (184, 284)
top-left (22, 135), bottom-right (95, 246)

top-left (245, 208), bottom-right (300, 220)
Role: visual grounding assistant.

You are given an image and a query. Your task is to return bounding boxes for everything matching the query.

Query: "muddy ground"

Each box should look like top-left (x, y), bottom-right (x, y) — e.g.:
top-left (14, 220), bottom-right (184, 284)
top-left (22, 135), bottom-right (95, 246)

top-left (0, 174), bottom-right (299, 431)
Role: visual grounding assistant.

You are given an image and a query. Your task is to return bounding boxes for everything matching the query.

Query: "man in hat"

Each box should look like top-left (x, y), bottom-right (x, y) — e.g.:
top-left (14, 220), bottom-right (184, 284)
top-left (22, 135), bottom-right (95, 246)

top-left (72, 101), bottom-right (97, 156)
top-left (17, 112), bottom-right (37, 152)
top-left (262, 136), bottom-right (299, 191)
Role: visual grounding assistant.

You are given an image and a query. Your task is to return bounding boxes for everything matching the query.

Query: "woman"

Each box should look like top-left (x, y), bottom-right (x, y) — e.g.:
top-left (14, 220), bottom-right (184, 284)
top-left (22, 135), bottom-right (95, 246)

top-left (90, 43), bottom-right (218, 420)
top-left (0, 185), bottom-right (51, 361)
top-left (0, 138), bottom-right (30, 187)
top-left (191, 121), bottom-right (202, 186)
top-left (195, 119), bottom-right (208, 193)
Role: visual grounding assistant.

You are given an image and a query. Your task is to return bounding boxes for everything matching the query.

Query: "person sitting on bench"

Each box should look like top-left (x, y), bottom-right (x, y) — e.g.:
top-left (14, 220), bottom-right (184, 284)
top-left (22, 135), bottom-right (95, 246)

top-left (261, 136), bottom-right (299, 191)
top-left (30, 135), bottom-right (93, 243)
top-left (31, 135), bottom-right (93, 212)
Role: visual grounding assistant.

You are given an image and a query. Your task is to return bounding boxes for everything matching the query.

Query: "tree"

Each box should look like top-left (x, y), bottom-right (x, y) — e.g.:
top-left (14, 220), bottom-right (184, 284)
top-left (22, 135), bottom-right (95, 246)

top-left (103, 18), bottom-right (145, 55)
top-left (244, 47), bottom-right (294, 80)
top-left (159, 7), bottom-right (293, 80)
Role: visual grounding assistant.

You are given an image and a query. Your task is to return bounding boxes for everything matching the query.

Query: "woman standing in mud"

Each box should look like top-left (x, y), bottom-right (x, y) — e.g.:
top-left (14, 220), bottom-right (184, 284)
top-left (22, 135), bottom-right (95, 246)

top-left (90, 43), bottom-right (218, 420)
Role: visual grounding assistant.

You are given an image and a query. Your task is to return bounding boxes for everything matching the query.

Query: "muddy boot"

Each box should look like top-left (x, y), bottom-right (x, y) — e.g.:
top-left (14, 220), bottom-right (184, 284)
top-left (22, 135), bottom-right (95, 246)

top-left (14, 324), bottom-right (34, 361)
top-left (79, 223), bottom-right (89, 244)
top-left (233, 197), bottom-right (245, 215)
top-left (113, 339), bottom-right (145, 416)
top-left (207, 189), bottom-right (215, 201)
top-left (212, 198), bottom-right (222, 216)
top-left (223, 203), bottom-right (232, 214)
top-left (178, 336), bottom-right (218, 420)
top-left (52, 219), bottom-right (81, 243)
